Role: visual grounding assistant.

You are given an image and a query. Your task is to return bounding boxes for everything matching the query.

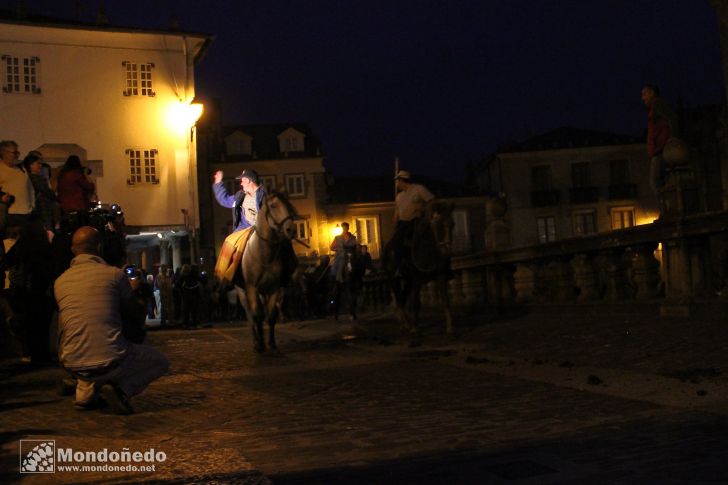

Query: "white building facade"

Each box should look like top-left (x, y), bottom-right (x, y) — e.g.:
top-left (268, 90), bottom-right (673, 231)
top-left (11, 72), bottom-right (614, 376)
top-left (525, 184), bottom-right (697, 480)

top-left (0, 15), bottom-right (211, 269)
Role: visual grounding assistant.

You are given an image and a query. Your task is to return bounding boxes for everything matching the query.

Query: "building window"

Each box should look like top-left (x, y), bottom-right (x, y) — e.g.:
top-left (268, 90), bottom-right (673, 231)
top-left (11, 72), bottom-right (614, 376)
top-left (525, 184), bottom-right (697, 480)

top-left (571, 162), bottom-right (590, 187)
top-left (536, 216), bottom-right (556, 243)
top-left (281, 136), bottom-right (302, 152)
top-left (127, 148), bottom-right (158, 184)
top-left (2, 55), bottom-right (40, 94)
top-left (355, 217), bottom-right (380, 259)
top-left (285, 174), bottom-right (306, 197)
top-left (573, 211), bottom-right (596, 235)
top-left (531, 165), bottom-right (551, 191)
top-left (452, 210), bottom-right (471, 254)
top-left (260, 175), bottom-right (277, 192)
top-left (609, 160), bottom-right (629, 185)
top-left (123, 61), bottom-right (155, 97)
top-left (293, 219), bottom-right (309, 240)
top-left (611, 207), bottom-right (635, 229)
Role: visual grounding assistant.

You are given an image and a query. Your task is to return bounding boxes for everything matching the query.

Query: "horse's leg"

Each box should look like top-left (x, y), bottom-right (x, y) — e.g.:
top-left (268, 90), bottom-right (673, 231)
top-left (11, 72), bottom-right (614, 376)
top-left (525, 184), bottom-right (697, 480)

top-left (245, 286), bottom-right (265, 353)
top-left (349, 287), bottom-right (358, 321)
top-left (333, 282), bottom-right (341, 321)
top-left (438, 275), bottom-right (454, 336)
top-left (408, 279), bottom-right (422, 347)
top-left (264, 290), bottom-right (282, 352)
top-left (390, 276), bottom-right (410, 331)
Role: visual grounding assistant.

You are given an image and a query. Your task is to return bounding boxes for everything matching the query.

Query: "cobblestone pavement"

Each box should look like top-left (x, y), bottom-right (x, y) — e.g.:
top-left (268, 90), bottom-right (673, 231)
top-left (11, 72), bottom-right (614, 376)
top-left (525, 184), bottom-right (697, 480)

top-left (3, 303), bottom-right (728, 483)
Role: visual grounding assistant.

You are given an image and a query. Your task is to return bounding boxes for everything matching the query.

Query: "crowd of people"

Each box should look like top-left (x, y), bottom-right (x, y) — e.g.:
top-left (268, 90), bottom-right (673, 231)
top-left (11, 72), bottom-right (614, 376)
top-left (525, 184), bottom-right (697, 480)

top-left (0, 142), bottom-right (99, 364)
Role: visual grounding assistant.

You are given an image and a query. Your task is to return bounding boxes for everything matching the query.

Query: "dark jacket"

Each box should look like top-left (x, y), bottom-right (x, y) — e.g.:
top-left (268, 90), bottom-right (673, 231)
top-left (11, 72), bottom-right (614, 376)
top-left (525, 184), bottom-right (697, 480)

top-left (212, 182), bottom-right (266, 232)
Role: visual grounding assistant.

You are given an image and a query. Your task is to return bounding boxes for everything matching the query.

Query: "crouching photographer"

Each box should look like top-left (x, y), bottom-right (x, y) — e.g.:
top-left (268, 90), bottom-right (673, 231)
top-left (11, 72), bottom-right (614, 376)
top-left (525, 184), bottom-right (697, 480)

top-left (55, 227), bottom-right (168, 414)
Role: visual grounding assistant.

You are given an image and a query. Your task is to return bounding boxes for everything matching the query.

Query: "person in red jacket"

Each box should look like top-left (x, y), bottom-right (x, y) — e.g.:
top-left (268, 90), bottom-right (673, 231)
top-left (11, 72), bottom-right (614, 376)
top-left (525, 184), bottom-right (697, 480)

top-left (57, 155), bottom-right (95, 214)
top-left (641, 84), bottom-right (678, 198)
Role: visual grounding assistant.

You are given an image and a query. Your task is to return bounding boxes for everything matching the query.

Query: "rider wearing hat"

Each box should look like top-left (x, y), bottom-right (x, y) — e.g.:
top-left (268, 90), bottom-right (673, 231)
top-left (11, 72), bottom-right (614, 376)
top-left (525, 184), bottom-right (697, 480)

top-left (385, 169), bottom-right (435, 269)
top-left (212, 168), bottom-right (266, 232)
top-left (212, 168), bottom-right (267, 286)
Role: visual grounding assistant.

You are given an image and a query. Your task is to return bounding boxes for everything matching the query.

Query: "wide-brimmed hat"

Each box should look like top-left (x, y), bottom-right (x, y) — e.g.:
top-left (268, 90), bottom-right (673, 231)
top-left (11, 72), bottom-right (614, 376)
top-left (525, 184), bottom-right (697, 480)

top-left (235, 168), bottom-right (259, 184)
top-left (394, 170), bottom-right (412, 180)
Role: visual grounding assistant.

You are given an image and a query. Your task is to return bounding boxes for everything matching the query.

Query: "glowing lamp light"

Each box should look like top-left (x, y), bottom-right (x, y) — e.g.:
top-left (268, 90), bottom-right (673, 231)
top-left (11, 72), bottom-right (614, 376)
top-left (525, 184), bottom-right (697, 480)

top-left (330, 224), bottom-right (342, 238)
top-left (167, 100), bottom-right (204, 133)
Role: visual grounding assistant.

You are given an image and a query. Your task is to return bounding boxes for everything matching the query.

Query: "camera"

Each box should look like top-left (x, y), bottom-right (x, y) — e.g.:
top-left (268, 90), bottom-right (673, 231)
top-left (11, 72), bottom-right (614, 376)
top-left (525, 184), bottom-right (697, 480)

top-left (0, 188), bottom-right (15, 206)
top-left (125, 265), bottom-right (137, 279)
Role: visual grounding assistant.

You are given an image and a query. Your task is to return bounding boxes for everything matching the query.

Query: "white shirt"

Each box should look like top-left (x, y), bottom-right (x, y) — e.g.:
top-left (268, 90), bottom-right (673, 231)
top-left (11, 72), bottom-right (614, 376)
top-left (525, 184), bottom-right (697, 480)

top-left (0, 162), bottom-right (35, 215)
top-left (242, 187), bottom-right (259, 226)
top-left (396, 183), bottom-right (435, 221)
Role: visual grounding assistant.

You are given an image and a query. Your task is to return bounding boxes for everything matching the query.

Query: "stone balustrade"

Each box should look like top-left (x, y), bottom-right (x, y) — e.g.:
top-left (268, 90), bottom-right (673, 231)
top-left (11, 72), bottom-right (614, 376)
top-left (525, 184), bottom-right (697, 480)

top-left (361, 210), bottom-right (728, 314)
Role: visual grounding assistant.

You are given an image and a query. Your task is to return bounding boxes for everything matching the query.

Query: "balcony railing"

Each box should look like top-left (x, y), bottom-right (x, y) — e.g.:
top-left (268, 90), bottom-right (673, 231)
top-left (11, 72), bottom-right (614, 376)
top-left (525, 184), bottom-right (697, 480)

top-left (569, 186), bottom-right (599, 204)
top-left (608, 184), bottom-right (637, 200)
top-left (530, 190), bottom-right (560, 207)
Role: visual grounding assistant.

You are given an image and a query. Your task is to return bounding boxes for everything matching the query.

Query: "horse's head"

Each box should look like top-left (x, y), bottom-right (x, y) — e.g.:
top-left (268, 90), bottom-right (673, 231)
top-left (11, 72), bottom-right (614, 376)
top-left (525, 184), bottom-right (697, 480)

top-left (430, 201), bottom-right (455, 257)
top-left (261, 190), bottom-right (299, 240)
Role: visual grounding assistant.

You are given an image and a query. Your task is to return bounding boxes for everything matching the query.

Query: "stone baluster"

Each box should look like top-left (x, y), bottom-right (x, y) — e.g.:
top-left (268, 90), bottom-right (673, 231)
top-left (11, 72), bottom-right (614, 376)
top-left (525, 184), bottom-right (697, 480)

top-left (630, 243), bottom-right (661, 300)
top-left (448, 270), bottom-right (466, 307)
top-left (572, 253), bottom-right (599, 301)
top-left (601, 249), bottom-right (631, 301)
top-left (513, 263), bottom-right (536, 303)
top-left (548, 258), bottom-right (576, 302)
top-left (485, 264), bottom-right (514, 306)
top-left (461, 267), bottom-right (485, 308)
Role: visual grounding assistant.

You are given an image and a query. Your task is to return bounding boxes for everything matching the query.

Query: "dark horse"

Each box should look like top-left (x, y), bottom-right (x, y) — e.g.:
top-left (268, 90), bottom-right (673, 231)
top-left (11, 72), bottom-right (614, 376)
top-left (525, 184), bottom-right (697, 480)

top-left (332, 246), bottom-right (365, 321)
top-left (384, 202), bottom-right (454, 345)
top-left (241, 190), bottom-right (299, 353)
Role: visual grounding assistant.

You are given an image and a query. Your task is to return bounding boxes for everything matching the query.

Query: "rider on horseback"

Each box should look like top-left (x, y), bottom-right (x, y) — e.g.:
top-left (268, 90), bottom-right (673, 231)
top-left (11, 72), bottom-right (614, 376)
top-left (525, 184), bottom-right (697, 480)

top-left (385, 170), bottom-right (435, 272)
top-left (329, 221), bottom-right (358, 283)
top-left (212, 168), bottom-right (264, 285)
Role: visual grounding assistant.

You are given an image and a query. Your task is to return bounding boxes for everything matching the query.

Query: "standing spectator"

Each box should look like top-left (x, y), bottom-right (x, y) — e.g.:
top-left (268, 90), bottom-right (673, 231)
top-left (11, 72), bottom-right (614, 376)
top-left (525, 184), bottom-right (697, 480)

top-left (0, 140), bottom-right (35, 226)
top-left (57, 155), bottom-right (95, 216)
top-left (360, 245), bottom-right (374, 274)
top-left (1, 141), bottom-right (54, 363)
top-left (641, 84), bottom-right (678, 200)
top-left (55, 227), bottom-right (169, 414)
top-left (23, 151), bottom-right (60, 239)
top-left (176, 264), bottom-right (202, 329)
top-left (157, 265), bottom-right (174, 327)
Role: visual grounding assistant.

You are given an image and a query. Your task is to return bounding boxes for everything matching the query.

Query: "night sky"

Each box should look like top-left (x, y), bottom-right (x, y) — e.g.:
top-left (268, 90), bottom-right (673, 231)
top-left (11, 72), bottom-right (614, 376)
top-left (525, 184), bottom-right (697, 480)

top-left (2, 0), bottom-right (726, 181)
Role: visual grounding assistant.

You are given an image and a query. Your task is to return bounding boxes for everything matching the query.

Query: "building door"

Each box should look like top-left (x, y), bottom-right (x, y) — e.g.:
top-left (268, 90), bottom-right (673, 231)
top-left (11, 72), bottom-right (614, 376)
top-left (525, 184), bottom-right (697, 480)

top-left (354, 217), bottom-right (380, 259)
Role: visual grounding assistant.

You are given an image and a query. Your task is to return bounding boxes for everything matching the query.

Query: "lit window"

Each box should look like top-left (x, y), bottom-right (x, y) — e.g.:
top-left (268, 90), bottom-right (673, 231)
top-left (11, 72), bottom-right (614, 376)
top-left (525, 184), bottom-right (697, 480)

top-left (260, 175), bottom-right (277, 192)
top-left (285, 174), bottom-right (305, 197)
top-left (2, 55), bottom-right (40, 94)
top-left (573, 211), bottom-right (596, 235)
top-left (127, 148), bottom-right (158, 185)
top-left (293, 220), bottom-right (309, 240)
top-left (123, 61), bottom-right (155, 97)
top-left (355, 217), bottom-right (380, 259)
top-left (611, 207), bottom-right (635, 229)
top-left (536, 216), bottom-right (556, 243)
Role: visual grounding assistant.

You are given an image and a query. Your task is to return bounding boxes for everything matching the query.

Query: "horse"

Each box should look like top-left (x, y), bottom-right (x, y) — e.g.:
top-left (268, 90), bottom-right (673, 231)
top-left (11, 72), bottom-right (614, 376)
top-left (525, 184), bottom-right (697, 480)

top-left (331, 246), bottom-right (365, 321)
top-left (384, 202), bottom-right (455, 346)
top-left (240, 190), bottom-right (299, 353)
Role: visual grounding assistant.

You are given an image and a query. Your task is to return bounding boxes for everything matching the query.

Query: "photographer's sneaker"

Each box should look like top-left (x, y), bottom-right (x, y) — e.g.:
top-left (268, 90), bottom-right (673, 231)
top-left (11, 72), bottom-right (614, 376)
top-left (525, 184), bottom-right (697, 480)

top-left (98, 384), bottom-right (134, 415)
